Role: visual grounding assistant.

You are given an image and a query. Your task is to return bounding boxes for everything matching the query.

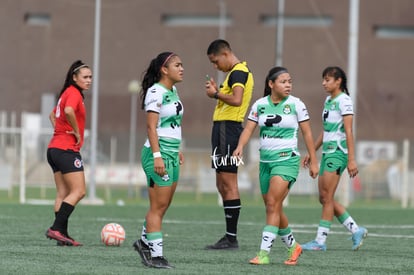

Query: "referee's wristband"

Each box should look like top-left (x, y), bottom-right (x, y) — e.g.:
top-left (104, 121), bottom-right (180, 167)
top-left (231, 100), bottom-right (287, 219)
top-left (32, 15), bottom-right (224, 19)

top-left (214, 91), bottom-right (219, 99)
top-left (153, 152), bottom-right (162, 158)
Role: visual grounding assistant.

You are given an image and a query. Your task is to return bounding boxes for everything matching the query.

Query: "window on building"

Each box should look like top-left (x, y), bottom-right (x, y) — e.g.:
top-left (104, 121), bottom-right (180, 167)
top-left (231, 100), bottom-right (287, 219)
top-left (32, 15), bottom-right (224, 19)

top-left (260, 15), bottom-right (332, 27)
top-left (24, 13), bottom-right (51, 26)
top-left (161, 14), bottom-right (232, 27)
top-left (375, 26), bottom-right (414, 39)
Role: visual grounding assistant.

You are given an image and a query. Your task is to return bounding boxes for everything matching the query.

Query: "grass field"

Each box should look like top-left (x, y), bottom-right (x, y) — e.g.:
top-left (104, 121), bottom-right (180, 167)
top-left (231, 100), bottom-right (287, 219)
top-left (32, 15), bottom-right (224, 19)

top-left (0, 192), bottom-right (413, 274)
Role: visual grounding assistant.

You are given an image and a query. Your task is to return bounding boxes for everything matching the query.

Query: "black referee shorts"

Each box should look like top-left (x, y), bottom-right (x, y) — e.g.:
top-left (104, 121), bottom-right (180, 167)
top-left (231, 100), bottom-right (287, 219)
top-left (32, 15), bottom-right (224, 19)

top-left (211, 121), bottom-right (243, 173)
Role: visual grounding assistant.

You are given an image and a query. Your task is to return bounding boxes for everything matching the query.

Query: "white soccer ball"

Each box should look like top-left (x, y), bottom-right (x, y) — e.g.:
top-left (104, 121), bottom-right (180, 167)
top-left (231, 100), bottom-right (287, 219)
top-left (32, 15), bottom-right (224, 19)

top-left (101, 223), bottom-right (126, 246)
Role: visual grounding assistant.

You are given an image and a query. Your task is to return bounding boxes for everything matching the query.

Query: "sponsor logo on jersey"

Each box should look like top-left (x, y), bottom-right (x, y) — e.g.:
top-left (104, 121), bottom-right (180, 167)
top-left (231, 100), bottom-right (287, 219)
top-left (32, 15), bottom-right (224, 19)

top-left (264, 114), bottom-right (282, 127)
top-left (174, 101), bottom-right (183, 115)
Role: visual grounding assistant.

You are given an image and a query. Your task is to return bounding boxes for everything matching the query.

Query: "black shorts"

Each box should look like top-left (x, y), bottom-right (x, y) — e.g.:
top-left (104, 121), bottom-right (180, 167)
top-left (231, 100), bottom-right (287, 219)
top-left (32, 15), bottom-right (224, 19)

top-left (211, 121), bottom-right (243, 173)
top-left (47, 148), bottom-right (84, 174)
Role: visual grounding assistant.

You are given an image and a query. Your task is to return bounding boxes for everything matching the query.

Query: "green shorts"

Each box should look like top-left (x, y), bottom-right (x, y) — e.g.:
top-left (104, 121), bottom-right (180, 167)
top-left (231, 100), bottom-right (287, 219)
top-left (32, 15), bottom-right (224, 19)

top-left (141, 146), bottom-right (180, 187)
top-left (259, 155), bottom-right (300, 194)
top-left (319, 150), bottom-right (348, 176)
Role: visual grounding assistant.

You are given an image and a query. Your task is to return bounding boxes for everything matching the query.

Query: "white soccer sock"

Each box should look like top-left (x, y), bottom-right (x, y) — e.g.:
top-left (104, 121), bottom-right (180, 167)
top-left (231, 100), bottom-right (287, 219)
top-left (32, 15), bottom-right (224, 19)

top-left (260, 231), bottom-right (276, 252)
top-left (315, 226), bottom-right (330, 245)
top-left (141, 224), bottom-right (148, 245)
top-left (342, 216), bottom-right (359, 234)
top-left (146, 231), bottom-right (163, 257)
top-left (280, 232), bottom-right (296, 248)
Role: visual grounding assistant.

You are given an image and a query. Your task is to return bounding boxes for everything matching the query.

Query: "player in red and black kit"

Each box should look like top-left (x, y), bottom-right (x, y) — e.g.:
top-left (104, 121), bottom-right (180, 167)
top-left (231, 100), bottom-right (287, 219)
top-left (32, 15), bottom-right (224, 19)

top-left (45, 60), bottom-right (92, 246)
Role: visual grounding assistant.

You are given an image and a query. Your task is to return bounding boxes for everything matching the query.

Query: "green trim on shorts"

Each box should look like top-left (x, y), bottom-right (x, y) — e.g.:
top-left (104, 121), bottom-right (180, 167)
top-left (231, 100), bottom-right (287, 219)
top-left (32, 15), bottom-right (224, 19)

top-left (141, 146), bottom-right (180, 187)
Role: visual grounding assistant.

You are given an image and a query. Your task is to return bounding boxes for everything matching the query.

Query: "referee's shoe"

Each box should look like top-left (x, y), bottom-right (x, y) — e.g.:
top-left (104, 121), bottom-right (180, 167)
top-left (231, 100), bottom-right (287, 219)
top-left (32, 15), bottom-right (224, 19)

top-left (205, 235), bottom-right (239, 250)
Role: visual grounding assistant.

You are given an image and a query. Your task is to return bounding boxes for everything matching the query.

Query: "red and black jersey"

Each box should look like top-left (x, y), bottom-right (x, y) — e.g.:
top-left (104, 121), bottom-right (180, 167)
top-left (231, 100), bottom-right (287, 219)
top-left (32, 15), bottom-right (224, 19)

top-left (48, 85), bottom-right (86, 152)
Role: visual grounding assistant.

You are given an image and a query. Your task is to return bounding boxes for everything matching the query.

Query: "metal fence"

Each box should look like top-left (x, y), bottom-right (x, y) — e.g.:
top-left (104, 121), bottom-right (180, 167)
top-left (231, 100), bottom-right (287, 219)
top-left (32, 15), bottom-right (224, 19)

top-left (1, 111), bottom-right (413, 207)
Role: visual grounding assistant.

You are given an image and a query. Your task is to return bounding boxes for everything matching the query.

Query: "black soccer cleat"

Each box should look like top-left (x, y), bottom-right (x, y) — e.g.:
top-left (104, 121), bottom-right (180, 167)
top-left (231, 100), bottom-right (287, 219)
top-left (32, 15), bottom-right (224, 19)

top-left (133, 239), bottom-right (152, 267)
top-left (150, 256), bottom-right (174, 269)
top-left (205, 235), bottom-right (239, 250)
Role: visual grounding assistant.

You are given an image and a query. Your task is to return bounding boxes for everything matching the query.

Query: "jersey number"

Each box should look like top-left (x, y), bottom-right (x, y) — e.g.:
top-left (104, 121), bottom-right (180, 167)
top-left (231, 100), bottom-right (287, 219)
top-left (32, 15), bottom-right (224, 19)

top-left (55, 98), bottom-right (62, 118)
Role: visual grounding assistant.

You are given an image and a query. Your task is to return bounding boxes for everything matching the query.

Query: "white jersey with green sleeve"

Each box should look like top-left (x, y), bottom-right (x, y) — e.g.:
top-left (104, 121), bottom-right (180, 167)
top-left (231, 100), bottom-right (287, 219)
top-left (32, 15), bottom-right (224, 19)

top-left (322, 92), bottom-right (353, 154)
top-left (247, 95), bottom-right (310, 162)
top-left (143, 83), bottom-right (184, 153)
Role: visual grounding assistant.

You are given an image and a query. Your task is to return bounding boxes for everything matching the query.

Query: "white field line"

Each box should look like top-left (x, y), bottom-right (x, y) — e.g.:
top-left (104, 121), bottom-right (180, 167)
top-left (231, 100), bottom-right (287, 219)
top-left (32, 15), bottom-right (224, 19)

top-left (94, 217), bottom-right (414, 239)
top-left (1, 214), bottom-right (410, 239)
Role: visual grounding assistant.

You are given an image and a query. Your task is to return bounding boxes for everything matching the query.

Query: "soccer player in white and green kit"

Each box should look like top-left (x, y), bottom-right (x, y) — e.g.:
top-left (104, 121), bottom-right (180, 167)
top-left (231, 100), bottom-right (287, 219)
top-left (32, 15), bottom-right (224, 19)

top-left (301, 66), bottom-right (367, 251)
top-left (133, 52), bottom-right (184, 269)
top-left (233, 67), bottom-right (319, 266)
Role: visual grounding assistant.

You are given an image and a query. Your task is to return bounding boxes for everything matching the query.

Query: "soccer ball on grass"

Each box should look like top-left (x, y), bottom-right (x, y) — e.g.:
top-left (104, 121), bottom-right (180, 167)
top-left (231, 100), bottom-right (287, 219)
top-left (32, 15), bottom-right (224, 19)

top-left (101, 223), bottom-right (126, 246)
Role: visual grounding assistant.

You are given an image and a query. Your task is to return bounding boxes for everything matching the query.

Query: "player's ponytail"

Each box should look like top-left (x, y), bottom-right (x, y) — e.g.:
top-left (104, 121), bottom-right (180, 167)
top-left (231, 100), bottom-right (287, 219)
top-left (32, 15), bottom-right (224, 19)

top-left (140, 52), bottom-right (175, 109)
top-left (58, 60), bottom-right (89, 100)
top-left (322, 66), bottom-right (349, 95)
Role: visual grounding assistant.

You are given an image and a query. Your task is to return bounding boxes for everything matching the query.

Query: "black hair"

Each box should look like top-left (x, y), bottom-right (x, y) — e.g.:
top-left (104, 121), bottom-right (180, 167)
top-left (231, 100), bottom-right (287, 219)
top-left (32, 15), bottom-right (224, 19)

top-left (322, 66), bottom-right (349, 95)
top-left (207, 39), bottom-right (231, 55)
top-left (58, 60), bottom-right (89, 99)
top-left (263, 66), bottom-right (288, 97)
top-left (140, 52), bottom-right (176, 110)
